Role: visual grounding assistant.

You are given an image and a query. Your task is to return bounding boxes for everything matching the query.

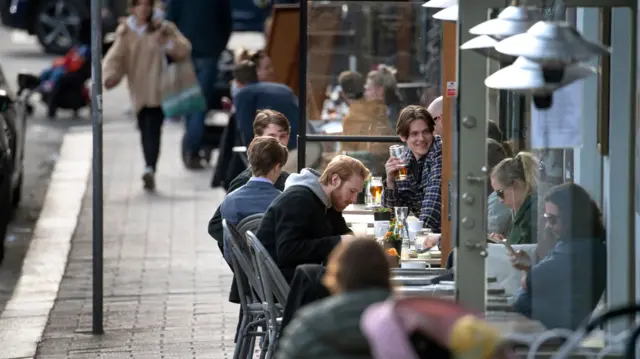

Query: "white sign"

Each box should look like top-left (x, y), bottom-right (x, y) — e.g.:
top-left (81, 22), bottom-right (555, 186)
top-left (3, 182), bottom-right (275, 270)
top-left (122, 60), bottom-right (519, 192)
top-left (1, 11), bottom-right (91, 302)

top-left (530, 81), bottom-right (583, 149)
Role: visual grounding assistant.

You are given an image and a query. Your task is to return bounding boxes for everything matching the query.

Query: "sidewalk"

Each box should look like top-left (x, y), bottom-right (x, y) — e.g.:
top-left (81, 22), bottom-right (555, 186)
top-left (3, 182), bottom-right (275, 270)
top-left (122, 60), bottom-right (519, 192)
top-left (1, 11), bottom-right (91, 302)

top-left (2, 121), bottom-right (240, 358)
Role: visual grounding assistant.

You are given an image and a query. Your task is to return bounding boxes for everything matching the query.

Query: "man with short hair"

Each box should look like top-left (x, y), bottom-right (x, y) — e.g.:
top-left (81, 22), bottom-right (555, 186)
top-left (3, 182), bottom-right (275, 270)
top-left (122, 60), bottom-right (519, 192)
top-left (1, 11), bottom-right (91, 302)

top-left (219, 136), bottom-right (288, 262)
top-left (233, 60), bottom-right (299, 149)
top-left (383, 105), bottom-right (442, 232)
top-left (427, 96), bottom-right (443, 136)
top-left (257, 155), bottom-right (370, 282)
top-left (208, 110), bottom-right (292, 253)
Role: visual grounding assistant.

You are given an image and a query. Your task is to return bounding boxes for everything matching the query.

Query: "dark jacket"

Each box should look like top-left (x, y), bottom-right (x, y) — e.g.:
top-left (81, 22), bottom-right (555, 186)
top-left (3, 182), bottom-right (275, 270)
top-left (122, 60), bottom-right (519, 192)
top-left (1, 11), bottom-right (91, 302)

top-left (208, 168), bottom-right (289, 254)
top-left (507, 192), bottom-right (538, 245)
top-left (165, 0), bottom-right (232, 59)
top-left (256, 169), bottom-right (351, 282)
top-left (234, 82), bottom-right (299, 149)
top-left (513, 237), bottom-right (606, 330)
top-left (278, 289), bottom-right (391, 359)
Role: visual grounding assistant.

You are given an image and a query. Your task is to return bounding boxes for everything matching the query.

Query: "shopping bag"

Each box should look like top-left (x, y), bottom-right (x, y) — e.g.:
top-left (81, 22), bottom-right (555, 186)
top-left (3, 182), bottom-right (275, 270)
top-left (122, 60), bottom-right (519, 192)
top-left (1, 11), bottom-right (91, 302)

top-left (161, 59), bottom-right (207, 118)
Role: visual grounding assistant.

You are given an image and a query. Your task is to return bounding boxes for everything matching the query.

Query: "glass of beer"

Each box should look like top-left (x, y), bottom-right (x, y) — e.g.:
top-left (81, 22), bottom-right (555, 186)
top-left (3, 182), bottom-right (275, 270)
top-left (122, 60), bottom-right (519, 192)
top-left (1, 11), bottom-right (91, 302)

top-left (369, 176), bottom-right (383, 206)
top-left (389, 145), bottom-right (408, 181)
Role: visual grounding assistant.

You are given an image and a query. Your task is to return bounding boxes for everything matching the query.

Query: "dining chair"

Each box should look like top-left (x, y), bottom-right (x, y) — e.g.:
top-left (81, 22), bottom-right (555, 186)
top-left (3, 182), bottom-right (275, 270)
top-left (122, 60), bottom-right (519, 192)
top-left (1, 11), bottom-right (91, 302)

top-left (223, 220), bottom-right (269, 359)
top-left (237, 213), bottom-right (264, 237)
top-left (245, 231), bottom-right (291, 359)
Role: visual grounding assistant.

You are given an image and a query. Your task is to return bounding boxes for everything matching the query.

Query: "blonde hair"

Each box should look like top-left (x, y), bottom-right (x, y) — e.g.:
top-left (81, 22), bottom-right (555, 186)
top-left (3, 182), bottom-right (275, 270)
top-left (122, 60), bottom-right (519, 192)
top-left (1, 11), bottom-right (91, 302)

top-left (490, 151), bottom-right (539, 193)
top-left (319, 155), bottom-right (371, 186)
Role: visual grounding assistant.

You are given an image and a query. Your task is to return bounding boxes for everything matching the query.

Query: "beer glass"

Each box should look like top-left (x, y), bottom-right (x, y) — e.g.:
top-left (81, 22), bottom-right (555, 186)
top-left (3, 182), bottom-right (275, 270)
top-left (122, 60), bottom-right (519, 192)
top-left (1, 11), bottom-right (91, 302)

top-left (389, 145), bottom-right (408, 180)
top-left (369, 176), bottom-right (383, 206)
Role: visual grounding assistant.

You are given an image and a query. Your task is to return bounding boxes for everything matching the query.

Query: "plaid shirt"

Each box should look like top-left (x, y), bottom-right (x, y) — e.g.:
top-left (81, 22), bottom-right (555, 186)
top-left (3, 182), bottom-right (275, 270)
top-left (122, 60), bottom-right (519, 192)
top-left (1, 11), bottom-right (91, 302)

top-left (382, 136), bottom-right (442, 232)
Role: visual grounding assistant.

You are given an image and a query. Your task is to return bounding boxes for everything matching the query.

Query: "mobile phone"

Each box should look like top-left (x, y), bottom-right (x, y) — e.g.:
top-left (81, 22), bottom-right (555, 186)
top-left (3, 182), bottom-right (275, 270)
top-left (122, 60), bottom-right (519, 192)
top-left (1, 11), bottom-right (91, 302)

top-left (502, 241), bottom-right (516, 256)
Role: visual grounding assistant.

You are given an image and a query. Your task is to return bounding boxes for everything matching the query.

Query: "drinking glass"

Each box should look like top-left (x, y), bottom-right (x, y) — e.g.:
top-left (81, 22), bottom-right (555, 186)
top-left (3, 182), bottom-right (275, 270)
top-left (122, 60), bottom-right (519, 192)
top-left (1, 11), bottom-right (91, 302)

top-left (369, 176), bottom-right (383, 206)
top-left (389, 145), bottom-right (408, 180)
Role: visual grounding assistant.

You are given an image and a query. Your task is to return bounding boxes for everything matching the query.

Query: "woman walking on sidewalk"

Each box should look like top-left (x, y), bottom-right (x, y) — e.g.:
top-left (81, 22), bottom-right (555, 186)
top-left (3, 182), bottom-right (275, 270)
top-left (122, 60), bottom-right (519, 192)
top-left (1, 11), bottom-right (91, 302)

top-left (103, 0), bottom-right (191, 190)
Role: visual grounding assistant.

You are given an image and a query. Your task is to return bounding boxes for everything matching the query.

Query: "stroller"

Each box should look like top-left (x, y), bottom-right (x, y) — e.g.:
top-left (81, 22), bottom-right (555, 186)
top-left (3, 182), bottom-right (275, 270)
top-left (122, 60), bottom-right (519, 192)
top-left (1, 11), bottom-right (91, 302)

top-left (17, 20), bottom-right (111, 120)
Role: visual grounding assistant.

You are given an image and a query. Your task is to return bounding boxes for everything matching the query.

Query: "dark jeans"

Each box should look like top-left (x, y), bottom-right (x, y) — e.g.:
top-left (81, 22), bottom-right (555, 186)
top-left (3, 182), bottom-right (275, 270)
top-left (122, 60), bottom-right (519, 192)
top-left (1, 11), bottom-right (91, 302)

top-left (183, 57), bottom-right (218, 155)
top-left (280, 264), bottom-right (330, 333)
top-left (137, 107), bottom-right (164, 170)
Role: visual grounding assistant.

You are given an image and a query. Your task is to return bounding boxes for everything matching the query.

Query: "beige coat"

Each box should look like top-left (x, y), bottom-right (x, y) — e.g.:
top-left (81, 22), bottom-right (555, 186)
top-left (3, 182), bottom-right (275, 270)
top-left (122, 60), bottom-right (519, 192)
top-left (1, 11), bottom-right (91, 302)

top-left (103, 19), bottom-right (191, 113)
top-left (341, 99), bottom-right (393, 155)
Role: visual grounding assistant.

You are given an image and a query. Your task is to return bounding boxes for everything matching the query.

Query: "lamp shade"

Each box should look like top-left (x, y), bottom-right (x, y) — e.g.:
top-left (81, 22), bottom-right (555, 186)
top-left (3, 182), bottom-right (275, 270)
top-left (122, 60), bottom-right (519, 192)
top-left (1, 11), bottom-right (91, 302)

top-left (484, 56), bottom-right (595, 93)
top-left (433, 5), bottom-right (457, 22)
top-left (469, 6), bottom-right (537, 39)
top-left (495, 21), bottom-right (610, 66)
top-left (460, 35), bottom-right (517, 63)
top-left (422, 0), bottom-right (457, 8)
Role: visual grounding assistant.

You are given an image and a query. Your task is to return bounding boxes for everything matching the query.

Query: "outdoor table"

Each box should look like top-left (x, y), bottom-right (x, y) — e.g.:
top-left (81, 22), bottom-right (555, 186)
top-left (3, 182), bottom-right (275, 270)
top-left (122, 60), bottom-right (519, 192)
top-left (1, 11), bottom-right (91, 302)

top-left (391, 268), bottom-right (447, 276)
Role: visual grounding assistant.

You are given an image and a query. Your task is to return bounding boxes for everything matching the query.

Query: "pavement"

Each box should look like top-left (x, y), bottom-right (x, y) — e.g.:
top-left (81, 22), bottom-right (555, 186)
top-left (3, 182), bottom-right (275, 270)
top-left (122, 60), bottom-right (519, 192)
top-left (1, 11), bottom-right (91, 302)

top-left (0, 120), bottom-right (238, 359)
top-left (0, 28), bottom-right (266, 359)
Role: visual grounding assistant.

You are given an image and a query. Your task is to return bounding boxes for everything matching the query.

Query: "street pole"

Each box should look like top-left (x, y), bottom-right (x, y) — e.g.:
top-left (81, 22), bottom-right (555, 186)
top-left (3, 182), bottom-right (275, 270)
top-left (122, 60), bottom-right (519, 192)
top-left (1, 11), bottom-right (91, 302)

top-left (90, 0), bottom-right (104, 335)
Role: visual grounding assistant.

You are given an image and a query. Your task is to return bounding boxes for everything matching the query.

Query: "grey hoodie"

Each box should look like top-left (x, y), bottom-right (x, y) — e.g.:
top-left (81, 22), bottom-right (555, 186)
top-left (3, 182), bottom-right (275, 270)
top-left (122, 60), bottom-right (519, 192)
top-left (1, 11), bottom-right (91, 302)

top-left (284, 168), bottom-right (331, 209)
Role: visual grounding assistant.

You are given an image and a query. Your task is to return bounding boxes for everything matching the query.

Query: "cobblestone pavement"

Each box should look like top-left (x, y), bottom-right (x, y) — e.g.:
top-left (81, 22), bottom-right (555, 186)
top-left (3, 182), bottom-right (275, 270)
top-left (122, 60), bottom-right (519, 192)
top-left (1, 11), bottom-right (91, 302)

top-left (34, 122), bottom-right (239, 358)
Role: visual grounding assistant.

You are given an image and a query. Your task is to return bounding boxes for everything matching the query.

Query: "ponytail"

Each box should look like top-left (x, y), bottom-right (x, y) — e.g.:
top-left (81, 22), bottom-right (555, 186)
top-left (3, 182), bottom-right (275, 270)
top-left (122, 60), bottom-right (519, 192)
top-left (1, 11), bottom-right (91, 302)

top-left (515, 152), bottom-right (539, 193)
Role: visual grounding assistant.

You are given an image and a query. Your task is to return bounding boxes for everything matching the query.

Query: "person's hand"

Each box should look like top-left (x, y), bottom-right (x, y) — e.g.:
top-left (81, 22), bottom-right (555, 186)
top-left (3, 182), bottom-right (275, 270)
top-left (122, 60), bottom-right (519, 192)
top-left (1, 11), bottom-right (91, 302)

top-left (341, 234), bottom-right (356, 242)
top-left (488, 233), bottom-right (505, 243)
top-left (104, 77), bottom-right (119, 90)
top-left (384, 157), bottom-right (405, 187)
top-left (423, 233), bottom-right (441, 249)
top-left (510, 250), bottom-right (532, 271)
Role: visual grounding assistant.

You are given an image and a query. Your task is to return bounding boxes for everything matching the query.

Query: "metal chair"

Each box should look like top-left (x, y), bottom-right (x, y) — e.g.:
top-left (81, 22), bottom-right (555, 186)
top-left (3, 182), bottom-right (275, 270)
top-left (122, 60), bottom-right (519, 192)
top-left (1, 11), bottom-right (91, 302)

top-left (237, 213), bottom-right (264, 237)
top-left (245, 231), bottom-right (291, 359)
top-left (223, 220), bottom-right (269, 359)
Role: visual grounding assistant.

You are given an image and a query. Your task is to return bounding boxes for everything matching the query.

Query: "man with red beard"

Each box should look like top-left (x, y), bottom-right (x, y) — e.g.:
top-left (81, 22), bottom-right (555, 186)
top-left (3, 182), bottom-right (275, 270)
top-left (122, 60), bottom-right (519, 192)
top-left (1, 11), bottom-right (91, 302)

top-left (256, 155), bottom-right (370, 282)
top-left (383, 105), bottom-right (443, 232)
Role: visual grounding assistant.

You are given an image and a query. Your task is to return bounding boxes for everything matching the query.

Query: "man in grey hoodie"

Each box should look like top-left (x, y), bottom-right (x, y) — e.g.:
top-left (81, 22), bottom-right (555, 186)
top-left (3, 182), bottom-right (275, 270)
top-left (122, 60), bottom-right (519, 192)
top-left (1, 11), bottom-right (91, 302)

top-left (256, 155), bottom-right (370, 282)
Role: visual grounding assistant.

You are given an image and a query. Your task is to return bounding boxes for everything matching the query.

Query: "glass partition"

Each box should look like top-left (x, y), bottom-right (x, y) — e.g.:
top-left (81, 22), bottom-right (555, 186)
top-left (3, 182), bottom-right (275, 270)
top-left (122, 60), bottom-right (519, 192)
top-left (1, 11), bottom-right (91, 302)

top-left (301, 0), bottom-right (442, 172)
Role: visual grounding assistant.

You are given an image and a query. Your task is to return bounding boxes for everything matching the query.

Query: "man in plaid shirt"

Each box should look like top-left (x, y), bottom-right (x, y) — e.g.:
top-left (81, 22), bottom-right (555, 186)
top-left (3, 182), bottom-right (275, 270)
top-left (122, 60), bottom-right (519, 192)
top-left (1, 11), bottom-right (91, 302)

top-left (382, 105), bottom-right (442, 232)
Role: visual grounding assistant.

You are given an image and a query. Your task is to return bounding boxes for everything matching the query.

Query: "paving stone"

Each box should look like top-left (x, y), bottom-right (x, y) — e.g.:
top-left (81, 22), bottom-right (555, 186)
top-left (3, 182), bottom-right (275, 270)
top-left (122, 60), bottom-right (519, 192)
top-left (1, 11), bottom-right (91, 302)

top-left (35, 123), bottom-right (240, 358)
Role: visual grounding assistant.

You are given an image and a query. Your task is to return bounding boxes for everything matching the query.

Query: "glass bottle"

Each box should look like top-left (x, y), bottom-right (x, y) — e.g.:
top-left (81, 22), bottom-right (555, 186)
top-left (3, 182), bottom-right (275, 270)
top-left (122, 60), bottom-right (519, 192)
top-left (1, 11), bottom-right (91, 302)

top-left (394, 207), bottom-right (410, 260)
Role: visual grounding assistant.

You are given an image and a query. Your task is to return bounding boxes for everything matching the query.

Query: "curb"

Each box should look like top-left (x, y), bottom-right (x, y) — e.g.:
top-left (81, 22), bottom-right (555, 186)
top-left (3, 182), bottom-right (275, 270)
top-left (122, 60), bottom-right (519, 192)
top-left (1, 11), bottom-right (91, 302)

top-left (0, 130), bottom-right (93, 359)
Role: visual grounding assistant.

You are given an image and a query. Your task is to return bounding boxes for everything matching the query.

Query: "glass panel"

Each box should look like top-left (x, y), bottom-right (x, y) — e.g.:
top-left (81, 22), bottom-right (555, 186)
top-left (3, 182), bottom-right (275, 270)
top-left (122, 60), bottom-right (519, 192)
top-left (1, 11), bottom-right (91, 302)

top-left (304, 0), bottom-right (441, 138)
top-left (304, 140), bottom-right (401, 176)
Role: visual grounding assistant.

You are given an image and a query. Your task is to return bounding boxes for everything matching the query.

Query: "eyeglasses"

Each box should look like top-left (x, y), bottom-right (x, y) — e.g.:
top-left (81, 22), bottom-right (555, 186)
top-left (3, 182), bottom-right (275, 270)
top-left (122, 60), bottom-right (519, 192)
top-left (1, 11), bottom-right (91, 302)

top-left (543, 213), bottom-right (558, 226)
top-left (496, 189), bottom-right (505, 199)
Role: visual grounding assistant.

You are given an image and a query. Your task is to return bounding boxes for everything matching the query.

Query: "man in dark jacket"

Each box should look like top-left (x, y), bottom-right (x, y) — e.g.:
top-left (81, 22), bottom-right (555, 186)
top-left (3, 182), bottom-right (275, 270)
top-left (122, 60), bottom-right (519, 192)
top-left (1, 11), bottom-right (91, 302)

top-left (256, 155), bottom-right (370, 282)
top-left (232, 60), bottom-right (299, 149)
top-left (166, 0), bottom-right (232, 169)
top-left (208, 110), bottom-right (293, 253)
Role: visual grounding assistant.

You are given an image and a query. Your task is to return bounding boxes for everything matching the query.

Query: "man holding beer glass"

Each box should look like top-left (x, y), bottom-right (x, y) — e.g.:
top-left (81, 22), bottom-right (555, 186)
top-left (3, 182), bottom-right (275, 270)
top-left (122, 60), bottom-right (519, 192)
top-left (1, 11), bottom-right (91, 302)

top-left (383, 105), bottom-right (443, 232)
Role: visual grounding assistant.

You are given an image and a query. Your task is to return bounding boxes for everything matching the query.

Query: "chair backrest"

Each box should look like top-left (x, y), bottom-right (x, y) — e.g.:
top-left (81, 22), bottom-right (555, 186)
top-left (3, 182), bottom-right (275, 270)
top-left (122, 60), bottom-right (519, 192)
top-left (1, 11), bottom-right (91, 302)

top-left (223, 219), bottom-right (266, 302)
top-left (245, 231), bottom-right (290, 305)
top-left (237, 213), bottom-right (264, 237)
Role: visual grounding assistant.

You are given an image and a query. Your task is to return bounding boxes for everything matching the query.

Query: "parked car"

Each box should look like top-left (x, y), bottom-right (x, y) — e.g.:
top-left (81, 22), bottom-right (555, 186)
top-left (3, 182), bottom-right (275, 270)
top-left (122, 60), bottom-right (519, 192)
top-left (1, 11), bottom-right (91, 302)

top-left (0, 67), bottom-right (29, 263)
top-left (0, 0), bottom-right (125, 54)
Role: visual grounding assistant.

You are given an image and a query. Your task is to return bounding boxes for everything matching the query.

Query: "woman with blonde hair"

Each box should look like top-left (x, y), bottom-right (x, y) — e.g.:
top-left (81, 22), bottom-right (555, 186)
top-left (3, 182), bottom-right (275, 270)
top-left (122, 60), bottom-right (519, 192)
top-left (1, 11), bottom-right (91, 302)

top-left (489, 152), bottom-right (540, 244)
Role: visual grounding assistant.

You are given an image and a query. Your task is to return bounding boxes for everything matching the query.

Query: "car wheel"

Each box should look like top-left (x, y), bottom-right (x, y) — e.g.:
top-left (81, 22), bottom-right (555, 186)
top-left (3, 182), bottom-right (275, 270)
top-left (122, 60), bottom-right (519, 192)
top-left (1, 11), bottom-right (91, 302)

top-left (34, 0), bottom-right (87, 55)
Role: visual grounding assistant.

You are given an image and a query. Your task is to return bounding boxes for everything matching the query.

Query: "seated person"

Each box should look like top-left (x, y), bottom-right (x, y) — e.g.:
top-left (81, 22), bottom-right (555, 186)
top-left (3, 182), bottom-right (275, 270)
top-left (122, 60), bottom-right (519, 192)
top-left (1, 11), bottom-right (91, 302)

top-left (383, 105), bottom-right (443, 232)
top-left (278, 239), bottom-right (392, 359)
top-left (489, 152), bottom-right (540, 245)
top-left (208, 109), bottom-right (293, 254)
top-left (338, 70), bottom-right (393, 175)
top-left (233, 59), bottom-right (299, 150)
top-left (256, 155), bottom-right (369, 282)
top-left (365, 65), bottom-right (402, 130)
top-left (510, 183), bottom-right (606, 330)
top-left (219, 136), bottom-right (288, 263)
top-left (426, 96), bottom-right (443, 136)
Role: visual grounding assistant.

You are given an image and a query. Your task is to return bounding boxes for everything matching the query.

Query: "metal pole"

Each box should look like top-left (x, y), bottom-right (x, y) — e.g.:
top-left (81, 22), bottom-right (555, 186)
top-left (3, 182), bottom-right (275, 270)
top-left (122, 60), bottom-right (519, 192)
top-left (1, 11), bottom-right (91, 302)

top-left (90, 0), bottom-right (104, 335)
top-left (297, 0), bottom-right (308, 172)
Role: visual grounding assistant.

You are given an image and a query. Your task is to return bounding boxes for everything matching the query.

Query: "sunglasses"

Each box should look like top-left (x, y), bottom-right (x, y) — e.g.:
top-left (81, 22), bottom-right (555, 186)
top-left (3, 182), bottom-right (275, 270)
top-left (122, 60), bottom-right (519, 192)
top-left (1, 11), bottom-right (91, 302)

top-left (543, 212), bottom-right (558, 226)
top-left (496, 189), bottom-right (505, 199)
